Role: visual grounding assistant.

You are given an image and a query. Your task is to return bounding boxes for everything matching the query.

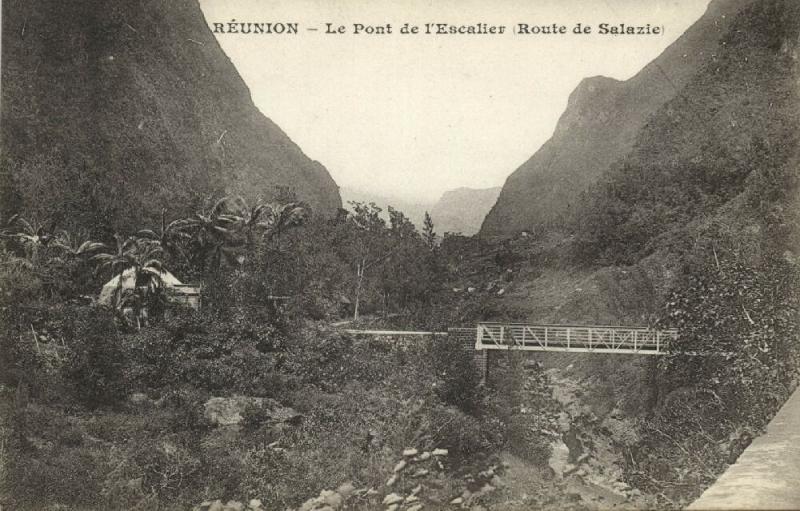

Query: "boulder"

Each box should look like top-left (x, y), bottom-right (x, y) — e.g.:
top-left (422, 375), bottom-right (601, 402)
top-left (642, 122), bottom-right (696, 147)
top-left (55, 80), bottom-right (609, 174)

top-left (336, 483), bottom-right (355, 498)
top-left (129, 392), bottom-right (152, 405)
top-left (382, 493), bottom-right (403, 505)
top-left (203, 396), bottom-right (300, 427)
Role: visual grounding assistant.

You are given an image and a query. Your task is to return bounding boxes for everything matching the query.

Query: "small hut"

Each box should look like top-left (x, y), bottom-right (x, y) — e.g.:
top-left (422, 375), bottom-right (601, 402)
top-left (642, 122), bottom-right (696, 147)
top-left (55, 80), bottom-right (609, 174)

top-left (98, 268), bottom-right (201, 310)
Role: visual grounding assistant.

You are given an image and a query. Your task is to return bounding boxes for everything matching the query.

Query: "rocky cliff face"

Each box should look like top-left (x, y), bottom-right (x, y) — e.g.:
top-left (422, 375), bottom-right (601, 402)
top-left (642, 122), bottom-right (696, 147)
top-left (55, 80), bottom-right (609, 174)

top-left (1, 0), bottom-right (340, 234)
top-left (431, 187), bottom-right (501, 236)
top-left (480, 0), bottom-right (753, 236)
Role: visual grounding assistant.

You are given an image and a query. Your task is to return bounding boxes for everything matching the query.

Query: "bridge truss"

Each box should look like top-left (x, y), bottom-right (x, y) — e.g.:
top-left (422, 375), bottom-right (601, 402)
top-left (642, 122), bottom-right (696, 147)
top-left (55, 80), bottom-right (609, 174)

top-left (476, 322), bottom-right (677, 355)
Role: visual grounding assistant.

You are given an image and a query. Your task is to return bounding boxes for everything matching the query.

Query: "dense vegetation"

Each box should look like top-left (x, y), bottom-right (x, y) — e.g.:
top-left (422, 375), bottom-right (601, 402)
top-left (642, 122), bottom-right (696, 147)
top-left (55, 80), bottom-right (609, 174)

top-left (0, 196), bottom-right (557, 510)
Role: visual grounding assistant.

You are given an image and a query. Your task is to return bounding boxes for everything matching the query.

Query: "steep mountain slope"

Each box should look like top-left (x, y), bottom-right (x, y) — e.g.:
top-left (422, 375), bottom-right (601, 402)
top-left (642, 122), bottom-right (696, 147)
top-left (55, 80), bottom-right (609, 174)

top-left (577, 0), bottom-right (800, 268)
top-left (480, 0), bottom-right (800, 326)
top-left (431, 187), bottom-right (501, 236)
top-left (1, 0), bottom-right (340, 235)
top-left (481, 0), bottom-right (753, 236)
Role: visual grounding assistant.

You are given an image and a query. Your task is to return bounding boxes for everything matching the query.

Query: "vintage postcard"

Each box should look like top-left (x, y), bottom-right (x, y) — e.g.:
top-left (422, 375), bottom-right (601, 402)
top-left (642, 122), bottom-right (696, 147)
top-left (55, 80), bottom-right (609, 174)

top-left (1, 0), bottom-right (798, 509)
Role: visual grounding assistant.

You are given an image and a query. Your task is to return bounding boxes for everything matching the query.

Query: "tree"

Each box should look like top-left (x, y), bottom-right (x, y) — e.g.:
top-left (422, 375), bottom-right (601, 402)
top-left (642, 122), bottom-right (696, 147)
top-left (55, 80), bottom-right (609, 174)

top-left (264, 201), bottom-right (309, 247)
top-left (52, 230), bottom-right (105, 260)
top-left (4, 215), bottom-right (57, 262)
top-left (136, 208), bottom-right (192, 263)
top-left (92, 235), bottom-right (168, 328)
top-left (422, 212), bottom-right (437, 250)
top-left (341, 202), bottom-right (393, 320)
top-left (182, 197), bottom-right (243, 274)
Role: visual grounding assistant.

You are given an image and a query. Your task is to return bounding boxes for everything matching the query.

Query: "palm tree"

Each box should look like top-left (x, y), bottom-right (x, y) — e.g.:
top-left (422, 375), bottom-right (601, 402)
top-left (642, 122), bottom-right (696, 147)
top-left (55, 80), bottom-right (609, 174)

top-left (263, 202), bottom-right (309, 245)
top-left (3, 215), bottom-right (57, 262)
top-left (0, 214), bottom-right (20, 239)
top-left (52, 230), bottom-right (105, 260)
top-left (227, 195), bottom-right (270, 246)
top-left (182, 197), bottom-right (243, 272)
top-left (92, 235), bottom-right (167, 327)
top-left (136, 208), bottom-right (191, 262)
top-left (91, 234), bottom-right (140, 277)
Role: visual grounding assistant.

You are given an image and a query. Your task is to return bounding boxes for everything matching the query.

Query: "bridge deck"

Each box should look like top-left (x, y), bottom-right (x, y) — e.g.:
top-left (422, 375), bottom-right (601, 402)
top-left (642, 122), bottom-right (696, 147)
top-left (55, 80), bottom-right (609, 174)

top-left (476, 322), bottom-right (677, 355)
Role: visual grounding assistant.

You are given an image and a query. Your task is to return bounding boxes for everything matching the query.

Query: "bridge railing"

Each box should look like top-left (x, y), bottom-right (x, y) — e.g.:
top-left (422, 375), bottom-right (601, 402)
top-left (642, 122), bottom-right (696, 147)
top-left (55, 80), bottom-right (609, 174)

top-left (476, 322), bottom-right (677, 355)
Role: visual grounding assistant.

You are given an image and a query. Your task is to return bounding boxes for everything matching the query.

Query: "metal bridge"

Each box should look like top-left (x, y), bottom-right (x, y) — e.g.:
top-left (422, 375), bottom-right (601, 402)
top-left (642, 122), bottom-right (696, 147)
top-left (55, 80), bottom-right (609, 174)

top-left (476, 322), bottom-right (676, 355)
top-left (343, 322), bottom-right (677, 356)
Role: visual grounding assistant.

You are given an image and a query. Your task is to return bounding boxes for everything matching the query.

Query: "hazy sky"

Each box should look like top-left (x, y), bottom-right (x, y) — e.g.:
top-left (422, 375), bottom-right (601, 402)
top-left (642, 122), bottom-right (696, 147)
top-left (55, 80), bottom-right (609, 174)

top-left (199, 0), bottom-right (710, 202)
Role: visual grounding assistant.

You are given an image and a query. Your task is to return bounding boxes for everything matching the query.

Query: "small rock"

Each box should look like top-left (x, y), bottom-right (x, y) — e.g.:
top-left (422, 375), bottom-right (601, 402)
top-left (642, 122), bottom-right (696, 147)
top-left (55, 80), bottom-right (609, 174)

top-left (432, 448), bottom-right (448, 457)
top-left (450, 497), bottom-right (464, 505)
top-left (247, 499), bottom-right (263, 510)
top-left (223, 501), bottom-right (244, 511)
top-left (403, 448), bottom-right (419, 457)
top-left (386, 505), bottom-right (399, 511)
top-left (208, 501), bottom-right (225, 511)
top-left (393, 460), bottom-right (407, 473)
top-left (491, 475), bottom-right (504, 488)
top-left (383, 493), bottom-right (403, 506)
top-left (129, 392), bottom-right (150, 405)
top-left (337, 483), bottom-right (355, 498)
top-left (562, 463), bottom-right (578, 476)
top-left (386, 475), bottom-right (398, 487)
top-left (410, 485), bottom-right (422, 496)
top-left (405, 495), bottom-right (419, 503)
top-left (407, 505), bottom-right (423, 511)
top-left (412, 469), bottom-right (429, 478)
top-left (416, 451), bottom-right (431, 461)
top-left (366, 488), bottom-right (380, 496)
top-left (320, 490), bottom-right (342, 508)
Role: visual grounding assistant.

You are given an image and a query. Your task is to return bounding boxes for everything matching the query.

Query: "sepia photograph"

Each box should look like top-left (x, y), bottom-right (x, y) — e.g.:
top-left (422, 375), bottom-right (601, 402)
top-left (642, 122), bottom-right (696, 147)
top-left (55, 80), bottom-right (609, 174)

top-left (1, 0), bottom-right (798, 509)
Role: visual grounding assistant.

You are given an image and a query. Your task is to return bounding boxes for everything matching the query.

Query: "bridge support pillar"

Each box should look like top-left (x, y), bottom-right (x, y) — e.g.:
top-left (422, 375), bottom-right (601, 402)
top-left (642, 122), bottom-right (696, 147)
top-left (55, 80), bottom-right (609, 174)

top-left (448, 327), bottom-right (487, 384)
top-left (476, 349), bottom-right (487, 384)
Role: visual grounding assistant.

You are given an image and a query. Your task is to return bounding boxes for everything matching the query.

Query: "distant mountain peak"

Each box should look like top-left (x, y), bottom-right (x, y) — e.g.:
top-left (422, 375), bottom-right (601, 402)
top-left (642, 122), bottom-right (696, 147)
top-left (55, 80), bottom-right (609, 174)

top-left (481, 0), bottom-right (754, 236)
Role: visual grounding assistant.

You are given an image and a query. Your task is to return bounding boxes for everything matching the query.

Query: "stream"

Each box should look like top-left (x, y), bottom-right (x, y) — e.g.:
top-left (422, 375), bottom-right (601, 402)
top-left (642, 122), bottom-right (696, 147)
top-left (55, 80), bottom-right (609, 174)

top-left (489, 366), bottom-right (657, 510)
